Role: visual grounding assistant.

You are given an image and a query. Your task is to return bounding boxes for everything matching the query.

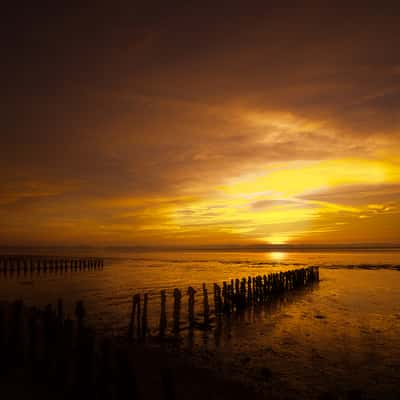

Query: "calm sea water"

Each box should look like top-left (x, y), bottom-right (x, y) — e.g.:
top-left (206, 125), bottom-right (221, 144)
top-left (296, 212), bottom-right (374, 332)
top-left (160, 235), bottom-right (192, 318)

top-left (1, 248), bottom-right (400, 397)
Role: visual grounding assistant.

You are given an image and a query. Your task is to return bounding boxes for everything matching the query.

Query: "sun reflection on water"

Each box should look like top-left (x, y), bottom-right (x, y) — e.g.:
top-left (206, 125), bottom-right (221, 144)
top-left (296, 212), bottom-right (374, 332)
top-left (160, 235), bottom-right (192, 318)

top-left (268, 252), bottom-right (286, 262)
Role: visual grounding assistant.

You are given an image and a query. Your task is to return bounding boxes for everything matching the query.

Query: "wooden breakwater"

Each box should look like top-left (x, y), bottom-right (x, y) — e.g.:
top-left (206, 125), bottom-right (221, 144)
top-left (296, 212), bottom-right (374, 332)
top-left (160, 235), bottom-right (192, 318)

top-left (0, 266), bottom-right (319, 399)
top-left (0, 255), bottom-right (104, 273)
top-left (128, 266), bottom-right (320, 339)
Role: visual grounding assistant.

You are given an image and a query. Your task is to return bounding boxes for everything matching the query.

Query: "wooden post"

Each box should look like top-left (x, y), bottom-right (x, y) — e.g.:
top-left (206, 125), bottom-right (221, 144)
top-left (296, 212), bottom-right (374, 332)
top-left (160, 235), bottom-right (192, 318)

top-left (247, 277), bottom-right (252, 305)
top-left (240, 278), bottom-right (246, 308)
top-left (222, 281), bottom-right (228, 312)
top-left (141, 293), bottom-right (148, 338)
top-left (159, 290), bottom-right (167, 337)
top-left (187, 286), bottom-right (196, 329)
top-left (75, 300), bottom-right (86, 333)
top-left (203, 283), bottom-right (210, 326)
top-left (128, 294), bottom-right (141, 339)
top-left (213, 283), bottom-right (221, 315)
top-left (173, 288), bottom-right (182, 335)
top-left (57, 299), bottom-right (64, 323)
top-left (0, 304), bottom-right (5, 366)
top-left (27, 307), bottom-right (38, 366)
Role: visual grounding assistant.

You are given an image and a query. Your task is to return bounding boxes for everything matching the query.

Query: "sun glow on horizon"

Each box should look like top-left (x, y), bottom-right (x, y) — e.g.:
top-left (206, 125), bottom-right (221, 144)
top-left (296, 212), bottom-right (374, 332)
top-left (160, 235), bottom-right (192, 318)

top-left (167, 158), bottom-right (400, 245)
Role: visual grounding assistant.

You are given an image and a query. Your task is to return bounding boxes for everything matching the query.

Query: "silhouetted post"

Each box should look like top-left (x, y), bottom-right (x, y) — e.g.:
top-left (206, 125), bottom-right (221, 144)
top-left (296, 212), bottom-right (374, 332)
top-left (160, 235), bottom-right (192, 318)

top-left (213, 283), bottom-right (222, 315)
top-left (159, 290), bottom-right (167, 337)
top-left (202, 283), bottom-right (210, 326)
top-left (247, 277), bottom-right (252, 305)
top-left (235, 278), bottom-right (240, 298)
top-left (9, 300), bottom-right (24, 365)
top-left (263, 275), bottom-right (267, 301)
top-left (27, 307), bottom-right (38, 367)
top-left (187, 286), bottom-right (196, 329)
top-left (173, 288), bottom-right (182, 335)
top-left (240, 278), bottom-right (246, 308)
top-left (0, 304), bottom-right (5, 367)
top-left (74, 301), bottom-right (86, 349)
top-left (128, 294), bottom-right (141, 339)
top-left (57, 299), bottom-right (64, 323)
top-left (43, 303), bottom-right (56, 371)
top-left (222, 281), bottom-right (229, 313)
top-left (141, 293), bottom-right (148, 338)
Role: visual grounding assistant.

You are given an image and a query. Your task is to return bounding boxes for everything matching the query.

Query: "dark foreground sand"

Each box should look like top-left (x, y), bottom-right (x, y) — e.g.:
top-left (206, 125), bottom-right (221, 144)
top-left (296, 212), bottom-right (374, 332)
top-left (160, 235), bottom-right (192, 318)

top-left (2, 338), bottom-right (398, 400)
top-left (0, 341), bottom-right (267, 400)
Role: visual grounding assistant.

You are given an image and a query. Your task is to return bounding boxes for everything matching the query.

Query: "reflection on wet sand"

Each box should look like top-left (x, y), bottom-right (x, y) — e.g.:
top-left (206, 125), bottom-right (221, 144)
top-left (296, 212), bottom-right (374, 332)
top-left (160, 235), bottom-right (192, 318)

top-left (184, 283), bottom-right (319, 351)
top-left (194, 268), bottom-right (400, 399)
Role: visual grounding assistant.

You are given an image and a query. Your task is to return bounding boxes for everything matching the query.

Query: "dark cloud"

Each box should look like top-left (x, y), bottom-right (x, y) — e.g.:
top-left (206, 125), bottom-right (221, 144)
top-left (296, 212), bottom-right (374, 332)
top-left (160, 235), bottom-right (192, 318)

top-left (299, 184), bottom-right (400, 206)
top-left (251, 199), bottom-right (300, 209)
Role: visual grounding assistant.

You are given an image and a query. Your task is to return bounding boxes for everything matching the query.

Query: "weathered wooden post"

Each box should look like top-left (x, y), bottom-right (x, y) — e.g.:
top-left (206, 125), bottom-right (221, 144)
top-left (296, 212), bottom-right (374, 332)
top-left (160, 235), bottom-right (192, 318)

top-left (57, 299), bottom-right (64, 323)
top-left (173, 288), bottom-right (182, 335)
top-left (0, 304), bottom-right (5, 366)
top-left (202, 283), bottom-right (210, 326)
top-left (222, 281), bottom-right (228, 312)
top-left (75, 300), bottom-right (86, 333)
top-left (27, 307), bottom-right (38, 367)
top-left (239, 278), bottom-right (246, 309)
top-left (247, 277), bottom-right (252, 305)
top-left (9, 300), bottom-right (24, 364)
top-left (263, 275), bottom-right (268, 301)
top-left (213, 283), bottom-right (222, 315)
top-left (141, 293), bottom-right (148, 338)
top-left (187, 286), bottom-right (196, 329)
top-left (128, 294), bottom-right (141, 339)
top-left (159, 290), bottom-right (167, 337)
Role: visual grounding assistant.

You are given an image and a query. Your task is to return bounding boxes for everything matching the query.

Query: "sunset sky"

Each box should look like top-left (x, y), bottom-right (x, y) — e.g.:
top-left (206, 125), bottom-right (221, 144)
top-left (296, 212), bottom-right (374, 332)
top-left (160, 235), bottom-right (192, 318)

top-left (1, 3), bottom-right (400, 247)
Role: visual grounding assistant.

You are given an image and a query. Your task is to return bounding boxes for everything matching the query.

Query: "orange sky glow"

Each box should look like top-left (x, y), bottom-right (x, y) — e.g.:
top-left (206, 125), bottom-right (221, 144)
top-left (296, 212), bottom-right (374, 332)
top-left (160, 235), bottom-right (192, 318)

top-left (1, 4), bottom-right (400, 247)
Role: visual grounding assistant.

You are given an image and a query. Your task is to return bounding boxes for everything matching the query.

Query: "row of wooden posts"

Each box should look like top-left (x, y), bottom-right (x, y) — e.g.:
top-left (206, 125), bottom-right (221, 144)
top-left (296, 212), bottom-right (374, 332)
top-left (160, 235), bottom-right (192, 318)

top-left (0, 256), bottom-right (104, 272)
top-left (128, 266), bottom-right (320, 339)
top-left (0, 266), bottom-right (319, 398)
